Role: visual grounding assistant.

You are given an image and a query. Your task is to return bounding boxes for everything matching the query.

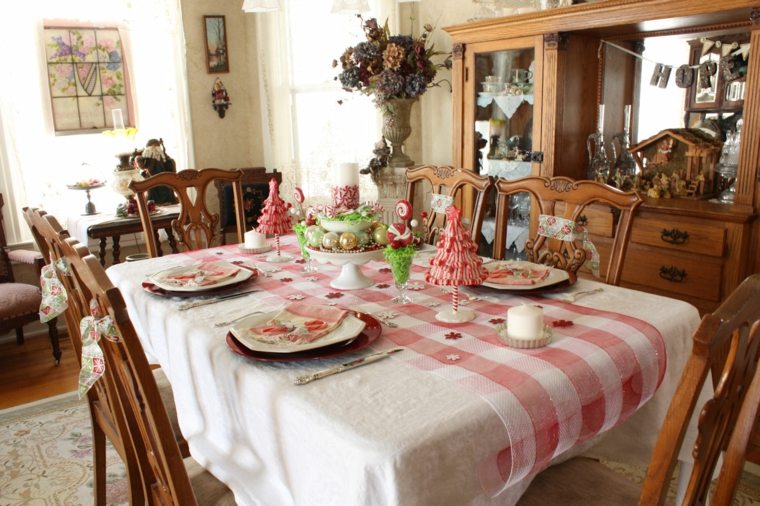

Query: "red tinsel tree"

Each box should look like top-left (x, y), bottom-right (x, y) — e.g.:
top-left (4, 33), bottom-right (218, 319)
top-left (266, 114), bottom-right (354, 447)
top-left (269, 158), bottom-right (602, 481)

top-left (257, 178), bottom-right (292, 236)
top-left (425, 206), bottom-right (486, 322)
top-left (425, 205), bottom-right (486, 286)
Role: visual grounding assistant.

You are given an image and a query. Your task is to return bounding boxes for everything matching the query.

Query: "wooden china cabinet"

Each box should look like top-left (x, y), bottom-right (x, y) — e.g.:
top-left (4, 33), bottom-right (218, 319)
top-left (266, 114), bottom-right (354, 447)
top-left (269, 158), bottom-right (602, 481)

top-left (445, 0), bottom-right (760, 315)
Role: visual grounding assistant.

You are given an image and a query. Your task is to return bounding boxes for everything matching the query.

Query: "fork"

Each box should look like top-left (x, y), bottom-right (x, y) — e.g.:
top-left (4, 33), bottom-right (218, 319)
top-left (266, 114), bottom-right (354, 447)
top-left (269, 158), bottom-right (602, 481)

top-left (213, 307), bottom-right (280, 328)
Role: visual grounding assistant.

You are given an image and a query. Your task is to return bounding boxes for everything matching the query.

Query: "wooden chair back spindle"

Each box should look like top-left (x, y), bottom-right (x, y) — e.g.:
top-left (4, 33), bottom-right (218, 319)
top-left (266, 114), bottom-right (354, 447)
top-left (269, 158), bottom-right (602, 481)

top-left (405, 165), bottom-right (493, 246)
top-left (130, 168), bottom-right (246, 257)
top-left (493, 176), bottom-right (642, 285)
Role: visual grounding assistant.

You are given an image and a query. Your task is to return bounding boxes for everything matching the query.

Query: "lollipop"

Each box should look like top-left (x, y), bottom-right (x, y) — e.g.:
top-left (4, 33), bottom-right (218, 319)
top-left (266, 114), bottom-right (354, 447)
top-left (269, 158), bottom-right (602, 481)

top-left (387, 223), bottom-right (413, 249)
top-left (293, 187), bottom-right (305, 204)
top-left (395, 199), bottom-right (413, 221)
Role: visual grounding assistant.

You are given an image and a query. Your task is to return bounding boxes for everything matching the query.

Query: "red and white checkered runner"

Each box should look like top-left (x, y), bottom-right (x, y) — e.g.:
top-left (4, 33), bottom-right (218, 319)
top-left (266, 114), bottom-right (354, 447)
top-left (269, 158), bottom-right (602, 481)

top-left (175, 236), bottom-right (666, 495)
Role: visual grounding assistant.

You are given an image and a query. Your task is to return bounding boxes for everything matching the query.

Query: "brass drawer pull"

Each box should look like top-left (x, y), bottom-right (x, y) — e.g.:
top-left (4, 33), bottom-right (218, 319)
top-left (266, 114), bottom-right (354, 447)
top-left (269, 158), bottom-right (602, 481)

top-left (659, 266), bottom-right (687, 282)
top-left (660, 228), bottom-right (689, 244)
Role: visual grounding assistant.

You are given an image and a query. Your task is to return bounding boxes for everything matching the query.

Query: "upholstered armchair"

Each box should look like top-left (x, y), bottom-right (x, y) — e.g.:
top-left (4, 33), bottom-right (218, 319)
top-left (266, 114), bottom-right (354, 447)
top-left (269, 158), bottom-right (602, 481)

top-left (0, 194), bottom-right (60, 364)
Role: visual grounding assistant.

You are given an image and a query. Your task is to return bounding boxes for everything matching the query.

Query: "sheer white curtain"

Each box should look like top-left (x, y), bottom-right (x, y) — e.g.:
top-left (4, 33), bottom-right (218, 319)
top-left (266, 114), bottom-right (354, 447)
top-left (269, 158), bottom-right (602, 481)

top-left (0, 0), bottom-right (192, 245)
top-left (254, 0), bottom-right (396, 206)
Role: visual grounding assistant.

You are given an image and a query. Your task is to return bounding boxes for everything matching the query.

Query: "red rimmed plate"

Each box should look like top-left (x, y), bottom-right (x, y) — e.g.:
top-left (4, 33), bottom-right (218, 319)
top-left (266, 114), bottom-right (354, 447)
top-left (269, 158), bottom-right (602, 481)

top-left (225, 311), bottom-right (382, 362)
top-left (142, 270), bottom-right (259, 298)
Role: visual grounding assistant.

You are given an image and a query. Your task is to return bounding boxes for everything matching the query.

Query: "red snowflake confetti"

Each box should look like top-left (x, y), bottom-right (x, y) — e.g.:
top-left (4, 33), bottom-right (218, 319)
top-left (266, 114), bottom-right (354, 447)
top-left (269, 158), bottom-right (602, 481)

top-left (376, 283), bottom-right (390, 289)
top-left (445, 331), bottom-right (462, 340)
top-left (552, 319), bottom-right (574, 328)
top-left (325, 292), bottom-right (344, 299)
top-left (379, 267), bottom-right (392, 274)
top-left (280, 277), bottom-right (293, 283)
top-left (489, 318), bottom-right (505, 325)
top-left (294, 258), bottom-right (306, 264)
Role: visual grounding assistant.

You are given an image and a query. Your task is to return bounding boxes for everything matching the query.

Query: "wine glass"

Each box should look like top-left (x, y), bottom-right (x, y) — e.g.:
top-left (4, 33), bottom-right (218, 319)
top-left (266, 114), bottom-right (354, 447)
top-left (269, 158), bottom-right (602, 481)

top-left (294, 224), bottom-right (317, 273)
top-left (384, 245), bottom-right (415, 304)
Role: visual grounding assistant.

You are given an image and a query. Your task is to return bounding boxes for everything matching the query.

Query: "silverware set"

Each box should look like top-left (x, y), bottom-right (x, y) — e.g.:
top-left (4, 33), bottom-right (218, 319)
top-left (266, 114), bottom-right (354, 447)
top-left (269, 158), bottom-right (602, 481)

top-left (177, 290), bottom-right (259, 311)
top-left (293, 347), bottom-right (404, 385)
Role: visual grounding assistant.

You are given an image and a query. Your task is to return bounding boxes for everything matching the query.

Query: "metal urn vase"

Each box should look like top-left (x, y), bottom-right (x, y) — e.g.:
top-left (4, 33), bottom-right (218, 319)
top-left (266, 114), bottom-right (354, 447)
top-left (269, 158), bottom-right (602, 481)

top-left (382, 98), bottom-right (416, 168)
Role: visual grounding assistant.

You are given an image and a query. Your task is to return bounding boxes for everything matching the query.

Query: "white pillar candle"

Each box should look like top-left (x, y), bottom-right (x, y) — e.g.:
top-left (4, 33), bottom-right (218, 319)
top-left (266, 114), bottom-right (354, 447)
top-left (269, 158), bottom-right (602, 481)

top-left (507, 304), bottom-right (544, 340)
top-left (335, 163), bottom-right (360, 187)
top-left (244, 230), bottom-right (267, 249)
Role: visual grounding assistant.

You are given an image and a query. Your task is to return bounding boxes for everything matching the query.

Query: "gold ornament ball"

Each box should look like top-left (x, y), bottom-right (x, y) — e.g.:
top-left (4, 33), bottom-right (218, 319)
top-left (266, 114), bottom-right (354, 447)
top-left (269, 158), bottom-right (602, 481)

top-left (370, 221), bottom-right (384, 231)
top-left (321, 231), bottom-right (340, 250)
top-left (339, 232), bottom-right (358, 250)
top-left (372, 224), bottom-right (389, 245)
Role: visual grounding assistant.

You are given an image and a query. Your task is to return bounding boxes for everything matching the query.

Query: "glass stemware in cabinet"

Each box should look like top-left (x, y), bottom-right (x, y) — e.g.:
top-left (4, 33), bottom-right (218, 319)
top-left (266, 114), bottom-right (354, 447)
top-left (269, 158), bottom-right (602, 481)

top-left (586, 104), bottom-right (611, 182)
top-left (611, 104), bottom-right (638, 190)
top-left (717, 119), bottom-right (742, 204)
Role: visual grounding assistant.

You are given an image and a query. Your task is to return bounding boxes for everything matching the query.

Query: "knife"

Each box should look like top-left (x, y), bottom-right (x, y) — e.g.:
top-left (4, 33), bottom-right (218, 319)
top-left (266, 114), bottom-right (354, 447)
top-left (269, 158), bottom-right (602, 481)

top-left (293, 347), bottom-right (404, 385)
top-left (177, 289), bottom-right (258, 311)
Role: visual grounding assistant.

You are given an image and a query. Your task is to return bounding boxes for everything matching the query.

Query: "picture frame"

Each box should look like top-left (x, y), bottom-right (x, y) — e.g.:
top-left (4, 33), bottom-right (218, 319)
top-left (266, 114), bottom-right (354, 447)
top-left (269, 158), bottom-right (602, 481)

top-left (204, 15), bottom-right (229, 73)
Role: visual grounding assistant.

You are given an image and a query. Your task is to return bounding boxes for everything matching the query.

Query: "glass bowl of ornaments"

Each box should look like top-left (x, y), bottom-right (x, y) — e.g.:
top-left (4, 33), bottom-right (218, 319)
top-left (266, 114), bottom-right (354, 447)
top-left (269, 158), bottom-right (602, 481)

top-left (304, 203), bottom-right (388, 290)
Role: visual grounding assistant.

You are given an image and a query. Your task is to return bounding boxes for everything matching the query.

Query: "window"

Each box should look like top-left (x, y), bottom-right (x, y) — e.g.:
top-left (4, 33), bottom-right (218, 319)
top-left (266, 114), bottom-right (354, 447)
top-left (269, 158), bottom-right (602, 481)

top-left (282, 0), bottom-right (387, 203)
top-left (44, 26), bottom-right (133, 133)
top-left (0, 0), bottom-right (191, 245)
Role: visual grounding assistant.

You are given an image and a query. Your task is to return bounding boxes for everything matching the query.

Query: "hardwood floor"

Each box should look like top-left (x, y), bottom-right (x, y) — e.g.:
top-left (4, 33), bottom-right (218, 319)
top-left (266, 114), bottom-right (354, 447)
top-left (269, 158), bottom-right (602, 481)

top-left (0, 330), bottom-right (78, 409)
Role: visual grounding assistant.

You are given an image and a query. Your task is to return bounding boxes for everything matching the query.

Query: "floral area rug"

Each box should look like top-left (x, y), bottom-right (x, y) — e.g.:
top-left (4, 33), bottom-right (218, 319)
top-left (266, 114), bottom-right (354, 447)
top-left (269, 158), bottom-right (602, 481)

top-left (0, 393), bottom-right (127, 505)
top-left (1, 393), bottom-right (759, 505)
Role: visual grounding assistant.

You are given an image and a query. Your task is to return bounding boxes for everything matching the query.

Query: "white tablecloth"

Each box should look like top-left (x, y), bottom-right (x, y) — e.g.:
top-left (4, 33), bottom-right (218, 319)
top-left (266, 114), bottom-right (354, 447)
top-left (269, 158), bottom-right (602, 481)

top-left (107, 243), bottom-right (700, 506)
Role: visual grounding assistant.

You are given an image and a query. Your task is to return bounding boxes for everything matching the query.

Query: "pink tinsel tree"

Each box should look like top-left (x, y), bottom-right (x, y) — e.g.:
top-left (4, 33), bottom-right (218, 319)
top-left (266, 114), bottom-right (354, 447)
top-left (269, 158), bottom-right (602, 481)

top-left (425, 205), bottom-right (487, 322)
top-left (256, 178), bottom-right (292, 260)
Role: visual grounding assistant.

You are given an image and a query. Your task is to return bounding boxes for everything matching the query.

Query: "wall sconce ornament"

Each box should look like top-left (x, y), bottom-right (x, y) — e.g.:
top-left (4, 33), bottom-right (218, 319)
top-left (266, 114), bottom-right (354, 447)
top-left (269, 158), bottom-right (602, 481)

top-left (212, 78), bottom-right (231, 118)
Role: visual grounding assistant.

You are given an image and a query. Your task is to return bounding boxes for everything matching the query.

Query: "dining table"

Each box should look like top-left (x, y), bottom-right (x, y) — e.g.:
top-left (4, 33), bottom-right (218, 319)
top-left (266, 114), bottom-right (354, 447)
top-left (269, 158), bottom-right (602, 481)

top-left (106, 235), bottom-right (701, 506)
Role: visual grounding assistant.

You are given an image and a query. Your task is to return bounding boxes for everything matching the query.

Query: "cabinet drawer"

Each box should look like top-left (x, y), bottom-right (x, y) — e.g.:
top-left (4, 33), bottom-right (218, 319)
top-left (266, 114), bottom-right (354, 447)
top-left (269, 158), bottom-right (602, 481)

top-left (630, 217), bottom-right (725, 257)
top-left (621, 248), bottom-right (722, 301)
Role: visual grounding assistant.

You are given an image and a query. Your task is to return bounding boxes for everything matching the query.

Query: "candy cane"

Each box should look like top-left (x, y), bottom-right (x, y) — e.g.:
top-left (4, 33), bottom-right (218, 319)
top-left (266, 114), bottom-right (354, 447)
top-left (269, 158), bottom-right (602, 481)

top-left (452, 285), bottom-right (459, 313)
top-left (275, 235), bottom-right (281, 256)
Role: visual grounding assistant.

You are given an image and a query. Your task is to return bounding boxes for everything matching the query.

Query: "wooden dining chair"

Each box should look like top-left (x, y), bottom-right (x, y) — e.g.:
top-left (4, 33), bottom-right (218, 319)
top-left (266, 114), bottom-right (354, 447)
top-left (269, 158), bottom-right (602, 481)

top-left (58, 235), bottom-right (235, 505)
top-left (493, 176), bottom-right (642, 285)
top-left (518, 273), bottom-right (760, 506)
top-left (405, 164), bottom-right (493, 245)
top-left (129, 168), bottom-right (246, 257)
top-left (214, 167), bottom-right (281, 244)
top-left (24, 208), bottom-right (190, 505)
top-left (0, 194), bottom-right (60, 363)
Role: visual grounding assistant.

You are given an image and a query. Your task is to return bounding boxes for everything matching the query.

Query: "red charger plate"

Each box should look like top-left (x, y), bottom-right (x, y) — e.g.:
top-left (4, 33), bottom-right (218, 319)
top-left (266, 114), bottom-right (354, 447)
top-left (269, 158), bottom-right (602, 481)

top-left (142, 269), bottom-right (259, 298)
top-left (226, 311), bottom-right (382, 362)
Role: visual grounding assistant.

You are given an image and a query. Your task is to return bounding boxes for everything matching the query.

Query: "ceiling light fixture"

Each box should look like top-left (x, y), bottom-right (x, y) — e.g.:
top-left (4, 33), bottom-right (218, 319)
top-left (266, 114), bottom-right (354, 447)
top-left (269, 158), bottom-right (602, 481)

top-left (242, 0), bottom-right (279, 13)
top-left (330, 0), bottom-right (371, 14)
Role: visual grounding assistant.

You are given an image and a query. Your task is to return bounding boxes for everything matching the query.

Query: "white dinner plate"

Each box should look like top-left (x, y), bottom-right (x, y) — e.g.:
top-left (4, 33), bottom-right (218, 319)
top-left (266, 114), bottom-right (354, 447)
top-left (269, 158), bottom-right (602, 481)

top-left (230, 310), bottom-right (366, 354)
top-left (482, 260), bottom-right (570, 291)
top-left (148, 261), bottom-right (253, 292)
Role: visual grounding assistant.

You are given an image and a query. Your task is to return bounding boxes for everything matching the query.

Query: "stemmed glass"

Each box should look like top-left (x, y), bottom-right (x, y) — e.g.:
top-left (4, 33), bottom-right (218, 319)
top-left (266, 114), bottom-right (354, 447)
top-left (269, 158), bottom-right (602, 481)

top-left (293, 223), bottom-right (317, 273)
top-left (384, 245), bottom-right (415, 304)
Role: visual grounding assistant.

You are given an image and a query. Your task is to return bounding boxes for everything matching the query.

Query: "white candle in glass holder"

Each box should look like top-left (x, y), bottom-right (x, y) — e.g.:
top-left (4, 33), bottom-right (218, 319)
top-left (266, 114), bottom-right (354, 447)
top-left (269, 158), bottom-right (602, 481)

top-left (507, 304), bottom-right (544, 340)
top-left (335, 162), bottom-right (359, 187)
top-left (244, 230), bottom-right (266, 249)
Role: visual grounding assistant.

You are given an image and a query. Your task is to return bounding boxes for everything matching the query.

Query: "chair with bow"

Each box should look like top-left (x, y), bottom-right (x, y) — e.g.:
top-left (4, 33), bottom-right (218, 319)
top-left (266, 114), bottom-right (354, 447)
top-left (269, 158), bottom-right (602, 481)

top-left (58, 233), bottom-right (235, 505)
top-left (129, 168), bottom-right (246, 257)
top-left (493, 176), bottom-right (642, 285)
top-left (24, 207), bottom-right (191, 505)
top-left (405, 165), bottom-right (493, 246)
top-left (0, 194), bottom-right (60, 364)
top-left (518, 273), bottom-right (760, 505)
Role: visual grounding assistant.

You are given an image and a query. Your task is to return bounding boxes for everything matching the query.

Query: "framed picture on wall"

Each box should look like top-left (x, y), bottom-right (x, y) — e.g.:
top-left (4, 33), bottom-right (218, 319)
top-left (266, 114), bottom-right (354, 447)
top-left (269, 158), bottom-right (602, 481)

top-left (204, 15), bottom-right (229, 73)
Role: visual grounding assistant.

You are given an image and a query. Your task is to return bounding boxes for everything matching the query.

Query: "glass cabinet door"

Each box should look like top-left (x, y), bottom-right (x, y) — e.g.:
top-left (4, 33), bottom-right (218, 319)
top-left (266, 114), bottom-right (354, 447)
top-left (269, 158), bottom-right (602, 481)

top-left (470, 45), bottom-right (536, 259)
